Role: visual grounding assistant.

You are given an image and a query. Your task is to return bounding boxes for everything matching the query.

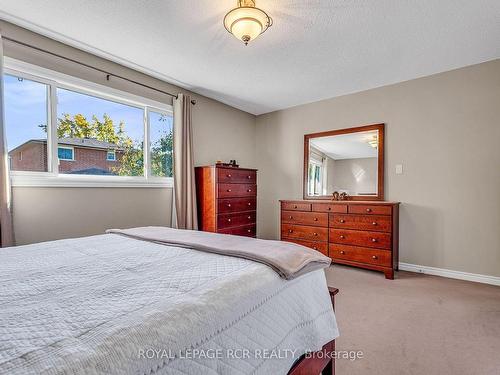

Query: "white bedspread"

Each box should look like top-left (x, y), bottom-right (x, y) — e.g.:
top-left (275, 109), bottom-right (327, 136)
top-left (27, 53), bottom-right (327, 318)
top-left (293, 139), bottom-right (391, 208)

top-left (0, 233), bottom-right (339, 375)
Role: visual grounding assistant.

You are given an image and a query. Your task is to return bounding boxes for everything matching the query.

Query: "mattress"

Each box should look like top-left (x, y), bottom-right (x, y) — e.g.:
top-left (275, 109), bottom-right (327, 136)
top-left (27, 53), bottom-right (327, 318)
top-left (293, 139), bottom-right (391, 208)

top-left (0, 233), bottom-right (339, 374)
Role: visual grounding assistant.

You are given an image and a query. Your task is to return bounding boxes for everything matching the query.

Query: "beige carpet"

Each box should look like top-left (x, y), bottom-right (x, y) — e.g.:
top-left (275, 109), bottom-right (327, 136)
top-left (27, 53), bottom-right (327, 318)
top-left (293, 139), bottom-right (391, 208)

top-left (324, 265), bottom-right (500, 375)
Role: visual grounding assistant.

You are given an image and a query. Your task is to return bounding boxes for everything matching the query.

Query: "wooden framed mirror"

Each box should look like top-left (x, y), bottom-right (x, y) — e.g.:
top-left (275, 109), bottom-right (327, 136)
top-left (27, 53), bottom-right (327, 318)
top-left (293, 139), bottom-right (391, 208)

top-left (303, 123), bottom-right (385, 200)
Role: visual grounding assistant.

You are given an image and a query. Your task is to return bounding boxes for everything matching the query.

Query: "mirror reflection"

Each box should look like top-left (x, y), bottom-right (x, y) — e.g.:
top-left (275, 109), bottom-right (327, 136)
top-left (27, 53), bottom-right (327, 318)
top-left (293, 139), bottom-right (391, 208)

top-left (307, 130), bottom-right (379, 197)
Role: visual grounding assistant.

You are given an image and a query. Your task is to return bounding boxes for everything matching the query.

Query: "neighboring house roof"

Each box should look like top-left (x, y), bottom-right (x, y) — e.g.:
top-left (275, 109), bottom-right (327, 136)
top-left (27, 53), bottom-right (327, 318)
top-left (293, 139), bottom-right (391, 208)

top-left (58, 137), bottom-right (124, 150)
top-left (8, 137), bottom-right (124, 155)
top-left (68, 168), bottom-right (116, 175)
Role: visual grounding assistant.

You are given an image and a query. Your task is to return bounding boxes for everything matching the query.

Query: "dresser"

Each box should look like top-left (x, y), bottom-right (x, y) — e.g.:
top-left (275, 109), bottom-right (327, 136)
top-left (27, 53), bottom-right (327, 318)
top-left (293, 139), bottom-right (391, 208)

top-left (195, 165), bottom-right (257, 237)
top-left (280, 200), bottom-right (399, 279)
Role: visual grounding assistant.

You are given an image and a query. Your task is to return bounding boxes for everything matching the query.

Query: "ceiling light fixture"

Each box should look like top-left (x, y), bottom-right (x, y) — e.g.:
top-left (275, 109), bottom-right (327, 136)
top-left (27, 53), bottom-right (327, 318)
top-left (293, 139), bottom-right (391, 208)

top-left (224, 0), bottom-right (273, 45)
top-left (368, 137), bottom-right (378, 149)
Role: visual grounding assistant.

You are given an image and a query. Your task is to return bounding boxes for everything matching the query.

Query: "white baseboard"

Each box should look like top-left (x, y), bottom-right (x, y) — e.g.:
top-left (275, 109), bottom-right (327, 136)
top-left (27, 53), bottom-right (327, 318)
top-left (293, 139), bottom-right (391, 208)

top-left (399, 263), bottom-right (500, 286)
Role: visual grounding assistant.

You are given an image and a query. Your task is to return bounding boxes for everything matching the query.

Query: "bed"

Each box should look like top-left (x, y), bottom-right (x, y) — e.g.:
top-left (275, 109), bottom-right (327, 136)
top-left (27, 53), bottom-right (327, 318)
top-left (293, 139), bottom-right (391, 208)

top-left (0, 227), bottom-right (339, 374)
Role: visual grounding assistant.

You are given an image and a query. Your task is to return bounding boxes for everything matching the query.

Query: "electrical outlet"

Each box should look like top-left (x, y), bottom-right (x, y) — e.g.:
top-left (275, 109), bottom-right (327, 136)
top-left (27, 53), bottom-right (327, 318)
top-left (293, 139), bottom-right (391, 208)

top-left (395, 164), bottom-right (403, 175)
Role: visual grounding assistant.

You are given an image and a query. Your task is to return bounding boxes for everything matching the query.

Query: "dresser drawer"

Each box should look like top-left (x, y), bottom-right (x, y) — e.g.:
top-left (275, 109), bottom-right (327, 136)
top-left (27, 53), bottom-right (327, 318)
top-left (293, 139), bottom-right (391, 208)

top-left (282, 211), bottom-right (328, 227)
top-left (349, 204), bottom-right (392, 215)
top-left (312, 203), bottom-right (347, 213)
top-left (330, 228), bottom-right (391, 249)
top-left (218, 168), bottom-right (256, 184)
top-left (282, 238), bottom-right (328, 256)
top-left (218, 211), bottom-right (256, 229)
top-left (329, 244), bottom-right (391, 267)
top-left (281, 202), bottom-right (312, 211)
top-left (330, 214), bottom-right (392, 232)
top-left (218, 198), bottom-right (256, 213)
top-left (281, 224), bottom-right (328, 241)
top-left (218, 183), bottom-right (257, 198)
top-left (218, 224), bottom-right (256, 237)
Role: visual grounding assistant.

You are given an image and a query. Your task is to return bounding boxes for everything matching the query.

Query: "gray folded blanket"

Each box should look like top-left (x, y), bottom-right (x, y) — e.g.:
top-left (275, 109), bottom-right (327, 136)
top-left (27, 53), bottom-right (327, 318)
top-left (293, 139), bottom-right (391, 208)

top-left (106, 226), bottom-right (331, 280)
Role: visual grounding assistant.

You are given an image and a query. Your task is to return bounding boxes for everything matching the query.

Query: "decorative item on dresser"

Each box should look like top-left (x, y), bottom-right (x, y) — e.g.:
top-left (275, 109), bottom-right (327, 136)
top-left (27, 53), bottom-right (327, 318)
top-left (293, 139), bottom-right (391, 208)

top-left (195, 165), bottom-right (257, 237)
top-left (280, 200), bottom-right (399, 279)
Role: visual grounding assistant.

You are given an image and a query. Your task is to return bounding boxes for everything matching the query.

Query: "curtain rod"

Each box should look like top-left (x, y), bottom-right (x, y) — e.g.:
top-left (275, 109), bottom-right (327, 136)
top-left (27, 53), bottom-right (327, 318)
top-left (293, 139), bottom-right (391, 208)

top-left (2, 36), bottom-right (196, 105)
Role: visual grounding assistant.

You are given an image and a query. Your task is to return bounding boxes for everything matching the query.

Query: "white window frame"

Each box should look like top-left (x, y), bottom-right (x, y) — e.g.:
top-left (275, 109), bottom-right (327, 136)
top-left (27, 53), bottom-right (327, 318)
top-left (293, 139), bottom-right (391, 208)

top-left (4, 58), bottom-right (173, 188)
top-left (308, 160), bottom-right (323, 196)
top-left (147, 107), bottom-right (174, 178)
top-left (106, 150), bottom-right (116, 161)
top-left (58, 146), bottom-right (74, 161)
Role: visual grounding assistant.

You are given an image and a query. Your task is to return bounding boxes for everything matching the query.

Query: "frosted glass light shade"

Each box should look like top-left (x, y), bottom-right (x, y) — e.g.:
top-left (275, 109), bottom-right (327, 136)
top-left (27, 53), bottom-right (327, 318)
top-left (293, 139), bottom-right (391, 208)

top-left (224, 3), bottom-right (272, 45)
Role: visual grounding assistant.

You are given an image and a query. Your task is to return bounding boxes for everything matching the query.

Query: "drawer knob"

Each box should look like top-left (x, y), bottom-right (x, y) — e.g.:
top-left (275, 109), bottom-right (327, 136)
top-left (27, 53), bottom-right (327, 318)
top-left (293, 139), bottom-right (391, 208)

top-left (328, 207), bottom-right (332, 211)
top-left (247, 189), bottom-right (252, 192)
top-left (313, 247), bottom-right (317, 250)
top-left (227, 189), bottom-right (232, 192)
top-left (289, 216), bottom-right (293, 219)
top-left (366, 208), bottom-right (372, 212)
top-left (313, 232), bottom-right (318, 236)
top-left (372, 238), bottom-right (377, 242)
top-left (227, 174), bottom-right (232, 178)
top-left (294, 205), bottom-right (298, 209)
top-left (247, 229), bottom-right (251, 233)
top-left (288, 229), bottom-right (293, 233)
top-left (247, 175), bottom-right (251, 179)
top-left (227, 204), bottom-right (232, 207)
top-left (340, 250), bottom-right (345, 255)
top-left (314, 217), bottom-right (318, 221)
top-left (372, 255), bottom-right (378, 260)
top-left (340, 219), bottom-right (345, 223)
top-left (248, 202), bottom-right (251, 206)
top-left (372, 222), bottom-right (377, 226)
top-left (228, 218), bottom-right (231, 222)
top-left (340, 235), bottom-right (345, 239)
top-left (247, 216), bottom-right (251, 219)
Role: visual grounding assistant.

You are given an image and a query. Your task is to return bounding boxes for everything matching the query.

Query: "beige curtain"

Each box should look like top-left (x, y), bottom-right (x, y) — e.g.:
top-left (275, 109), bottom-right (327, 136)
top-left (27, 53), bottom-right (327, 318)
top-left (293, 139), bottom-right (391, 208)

top-left (0, 33), bottom-right (15, 246)
top-left (172, 93), bottom-right (198, 230)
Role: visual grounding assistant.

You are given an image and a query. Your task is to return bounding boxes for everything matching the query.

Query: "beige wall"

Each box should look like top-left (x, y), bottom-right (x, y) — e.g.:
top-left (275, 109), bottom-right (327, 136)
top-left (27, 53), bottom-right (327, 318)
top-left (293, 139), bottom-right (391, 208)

top-left (12, 188), bottom-right (172, 244)
top-left (325, 157), bottom-right (335, 195)
top-left (1, 21), bottom-right (256, 245)
top-left (332, 157), bottom-right (378, 195)
top-left (256, 59), bottom-right (500, 277)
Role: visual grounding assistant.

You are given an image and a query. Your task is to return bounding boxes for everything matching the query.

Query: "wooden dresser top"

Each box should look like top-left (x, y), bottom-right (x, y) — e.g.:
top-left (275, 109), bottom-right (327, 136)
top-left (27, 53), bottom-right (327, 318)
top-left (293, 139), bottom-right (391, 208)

top-left (196, 165), bottom-right (258, 171)
top-left (280, 199), bottom-right (400, 205)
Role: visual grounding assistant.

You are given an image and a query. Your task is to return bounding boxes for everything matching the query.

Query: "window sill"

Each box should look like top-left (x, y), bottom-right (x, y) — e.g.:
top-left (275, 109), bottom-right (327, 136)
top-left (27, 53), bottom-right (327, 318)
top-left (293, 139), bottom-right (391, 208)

top-left (10, 173), bottom-right (173, 188)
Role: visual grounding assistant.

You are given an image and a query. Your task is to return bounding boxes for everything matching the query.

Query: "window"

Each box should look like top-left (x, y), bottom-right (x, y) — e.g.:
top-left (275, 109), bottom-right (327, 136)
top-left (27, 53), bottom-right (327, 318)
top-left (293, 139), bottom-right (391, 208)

top-left (58, 146), bottom-right (74, 161)
top-left (4, 74), bottom-right (49, 172)
top-left (56, 87), bottom-right (144, 176)
top-left (3, 59), bottom-right (173, 187)
top-left (308, 162), bottom-right (323, 196)
top-left (308, 146), bottom-right (328, 196)
top-left (106, 150), bottom-right (116, 161)
top-left (149, 110), bottom-right (173, 177)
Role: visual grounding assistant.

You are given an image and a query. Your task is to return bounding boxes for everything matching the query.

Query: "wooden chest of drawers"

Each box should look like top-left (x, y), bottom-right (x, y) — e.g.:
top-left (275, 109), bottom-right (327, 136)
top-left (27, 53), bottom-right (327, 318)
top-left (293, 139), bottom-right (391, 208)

top-left (280, 200), bottom-right (400, 279)
top-left (196, 165), bottom-right (257, 237)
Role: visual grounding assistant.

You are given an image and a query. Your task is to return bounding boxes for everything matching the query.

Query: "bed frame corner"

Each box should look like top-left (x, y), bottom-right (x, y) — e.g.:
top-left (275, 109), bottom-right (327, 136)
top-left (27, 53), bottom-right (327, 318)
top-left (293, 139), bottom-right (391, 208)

top-left (287, 286), bottom-right (339, 375)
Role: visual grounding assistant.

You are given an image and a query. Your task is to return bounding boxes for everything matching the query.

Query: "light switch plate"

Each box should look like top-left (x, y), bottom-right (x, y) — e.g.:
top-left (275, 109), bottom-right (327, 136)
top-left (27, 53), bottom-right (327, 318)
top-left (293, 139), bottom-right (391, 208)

top-left (395, 164), bottom-right (403, 175)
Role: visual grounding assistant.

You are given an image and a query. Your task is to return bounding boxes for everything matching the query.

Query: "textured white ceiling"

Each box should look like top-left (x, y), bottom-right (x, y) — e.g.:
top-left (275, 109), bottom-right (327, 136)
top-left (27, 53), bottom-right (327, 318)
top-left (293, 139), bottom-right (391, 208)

top-left (311, 130), bottom-right (378, 160)
top-left (0, 0), bottom-right (499, 115)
